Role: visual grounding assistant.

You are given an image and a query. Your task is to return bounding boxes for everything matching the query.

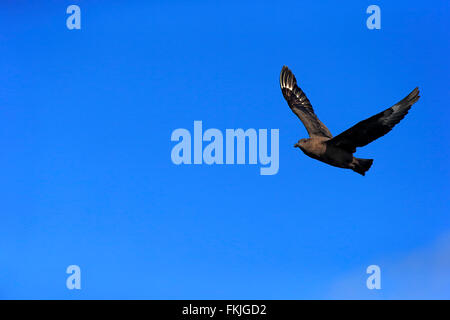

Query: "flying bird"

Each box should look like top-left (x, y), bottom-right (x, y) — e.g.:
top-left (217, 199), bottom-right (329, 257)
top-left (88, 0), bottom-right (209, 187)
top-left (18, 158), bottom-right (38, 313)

top-left (280, 66), bottom-right (420, 175)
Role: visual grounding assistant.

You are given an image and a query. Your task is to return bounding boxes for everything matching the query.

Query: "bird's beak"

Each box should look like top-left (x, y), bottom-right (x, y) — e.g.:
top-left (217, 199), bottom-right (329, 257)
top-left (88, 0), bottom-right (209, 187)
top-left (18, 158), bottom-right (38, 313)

top-left (294, 143), bottom-right (299, 148)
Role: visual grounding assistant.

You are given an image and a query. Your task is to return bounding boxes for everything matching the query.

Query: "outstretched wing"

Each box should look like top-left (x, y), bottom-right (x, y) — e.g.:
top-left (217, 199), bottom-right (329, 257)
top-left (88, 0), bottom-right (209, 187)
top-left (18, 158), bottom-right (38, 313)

top-left (327, 87), bottom-right (420, 153)
top-left (280, 66), bottom-right (332, 138)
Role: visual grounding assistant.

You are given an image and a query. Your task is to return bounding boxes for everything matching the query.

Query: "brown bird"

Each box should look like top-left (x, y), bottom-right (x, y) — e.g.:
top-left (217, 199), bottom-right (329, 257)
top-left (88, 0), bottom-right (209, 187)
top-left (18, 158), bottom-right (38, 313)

top-left (280, 66), bottom-right (420, 175)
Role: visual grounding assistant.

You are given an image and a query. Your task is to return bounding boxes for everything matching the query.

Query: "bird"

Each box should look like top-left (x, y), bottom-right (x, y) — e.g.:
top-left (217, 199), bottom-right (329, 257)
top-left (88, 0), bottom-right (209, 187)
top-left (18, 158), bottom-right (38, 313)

top-left (279, 65), bottom-right (420, 176)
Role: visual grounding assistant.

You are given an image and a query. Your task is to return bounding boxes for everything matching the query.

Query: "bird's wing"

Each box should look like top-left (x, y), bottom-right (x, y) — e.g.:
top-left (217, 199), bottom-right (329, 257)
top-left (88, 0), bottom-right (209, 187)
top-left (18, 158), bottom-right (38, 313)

top-left (327, 87), bottom-right (420, 153)
top-left (280, 66), bottom-right (332, 138)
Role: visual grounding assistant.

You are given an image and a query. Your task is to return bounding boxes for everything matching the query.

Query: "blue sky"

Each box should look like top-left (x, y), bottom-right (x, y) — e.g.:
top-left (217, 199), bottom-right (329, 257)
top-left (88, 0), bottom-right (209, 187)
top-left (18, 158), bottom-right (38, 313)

top-left (0, 0), bottom-right (449, 299)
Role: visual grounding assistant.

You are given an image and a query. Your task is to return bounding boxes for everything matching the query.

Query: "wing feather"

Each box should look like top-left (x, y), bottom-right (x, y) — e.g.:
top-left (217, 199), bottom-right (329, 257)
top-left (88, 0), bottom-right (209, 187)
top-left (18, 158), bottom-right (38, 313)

top-left (280, 66), bottom-right (332, 138)
top-left (327, 87), bottom-right (420, 153)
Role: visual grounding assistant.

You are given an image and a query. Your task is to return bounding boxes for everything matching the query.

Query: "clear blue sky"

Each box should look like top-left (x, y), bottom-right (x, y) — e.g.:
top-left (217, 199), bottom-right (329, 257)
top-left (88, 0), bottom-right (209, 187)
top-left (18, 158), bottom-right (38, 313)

top-left (0, 0), bottom-right (449, 299)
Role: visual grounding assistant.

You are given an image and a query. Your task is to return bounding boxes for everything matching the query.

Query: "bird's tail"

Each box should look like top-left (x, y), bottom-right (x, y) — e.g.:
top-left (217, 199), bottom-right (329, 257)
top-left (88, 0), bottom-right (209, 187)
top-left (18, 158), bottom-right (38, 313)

top-left (352, 158), bottom-right (374, 176)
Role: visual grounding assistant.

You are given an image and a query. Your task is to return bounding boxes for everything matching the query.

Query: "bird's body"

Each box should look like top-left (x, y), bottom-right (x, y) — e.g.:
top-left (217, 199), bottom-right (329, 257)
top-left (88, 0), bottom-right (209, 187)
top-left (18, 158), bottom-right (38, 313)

top-left (296, 136), bottom-right (372, 175)
top-left (279, 66), bottom-right (420, 175)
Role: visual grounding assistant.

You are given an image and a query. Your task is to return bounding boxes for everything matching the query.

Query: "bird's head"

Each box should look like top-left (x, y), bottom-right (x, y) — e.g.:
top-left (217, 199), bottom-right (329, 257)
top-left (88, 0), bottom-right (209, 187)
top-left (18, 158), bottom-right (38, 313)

top-left (294, 138), bottom-right (308, 149)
